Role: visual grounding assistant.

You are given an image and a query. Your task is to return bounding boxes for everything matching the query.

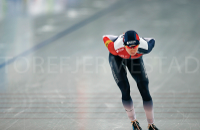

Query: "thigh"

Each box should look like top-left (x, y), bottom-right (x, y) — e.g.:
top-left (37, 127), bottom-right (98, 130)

top-left (109, 53), bottom-right (131, 100)
top-left (126, 57), bottom-right (148, 83)
top-left (127, 57), bottom-right (151, 101)
top-left (109, 53), bottom-right (128, 84)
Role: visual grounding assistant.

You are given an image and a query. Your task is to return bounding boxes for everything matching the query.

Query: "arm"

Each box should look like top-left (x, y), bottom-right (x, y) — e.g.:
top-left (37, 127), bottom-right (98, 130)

top-left (138, 37), bottom-right (155, 54)
top-left (102, 35), bottom-right (118, 55)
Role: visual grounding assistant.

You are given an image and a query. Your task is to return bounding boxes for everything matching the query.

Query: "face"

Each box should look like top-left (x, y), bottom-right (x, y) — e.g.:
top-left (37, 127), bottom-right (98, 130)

top-left (125, 45), bottom-right (139, 56)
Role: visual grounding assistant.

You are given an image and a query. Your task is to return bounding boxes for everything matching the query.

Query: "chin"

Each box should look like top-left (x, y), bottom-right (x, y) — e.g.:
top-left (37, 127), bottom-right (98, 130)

top-left (130, 53), bottom-right (136, 56)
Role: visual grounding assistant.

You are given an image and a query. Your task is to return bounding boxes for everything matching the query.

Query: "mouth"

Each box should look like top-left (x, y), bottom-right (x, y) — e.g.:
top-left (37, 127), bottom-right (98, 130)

top-left (131, 51), bottom-right (136, 54)
top-left (130, 53), bottom-right (136, 56)
top-left (130, 51), bottom-right (137, 55)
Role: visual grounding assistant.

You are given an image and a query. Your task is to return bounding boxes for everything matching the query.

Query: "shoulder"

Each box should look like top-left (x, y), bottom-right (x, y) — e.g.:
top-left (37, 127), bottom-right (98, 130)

top-left (114, 34), bottom-right (124, 50)
top-left (102, 35), bottom-right (118, 42)
top-left (138, 37), bottom-right (155, 54)
top-left (138, 37), bottom-right (148, 50)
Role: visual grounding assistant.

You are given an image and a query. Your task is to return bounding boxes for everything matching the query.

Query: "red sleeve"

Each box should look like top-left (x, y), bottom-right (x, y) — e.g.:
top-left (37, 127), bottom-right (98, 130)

top-left (103, 36), bottom-right (118, 55)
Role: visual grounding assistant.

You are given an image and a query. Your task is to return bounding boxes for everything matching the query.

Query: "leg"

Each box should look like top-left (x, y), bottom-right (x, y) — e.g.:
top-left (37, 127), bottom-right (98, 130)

top-left (108, 53), bottom-right (136, 121)
top-left (126, 57), bottom-right (154, 124)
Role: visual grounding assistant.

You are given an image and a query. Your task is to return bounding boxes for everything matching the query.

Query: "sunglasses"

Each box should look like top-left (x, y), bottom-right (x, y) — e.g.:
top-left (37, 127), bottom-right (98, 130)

top-left (125, 45), bottom-right (139, 49)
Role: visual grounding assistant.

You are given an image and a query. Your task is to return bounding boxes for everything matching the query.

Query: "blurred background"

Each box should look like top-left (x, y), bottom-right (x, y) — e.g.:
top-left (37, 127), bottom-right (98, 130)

top-left (0, 0), bottom-right (200, 130)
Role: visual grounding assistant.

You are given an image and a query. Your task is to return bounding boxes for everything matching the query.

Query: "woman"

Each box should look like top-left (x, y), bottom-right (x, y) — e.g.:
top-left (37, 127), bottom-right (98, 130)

top-left (102, 30), bottom-right (159, 130)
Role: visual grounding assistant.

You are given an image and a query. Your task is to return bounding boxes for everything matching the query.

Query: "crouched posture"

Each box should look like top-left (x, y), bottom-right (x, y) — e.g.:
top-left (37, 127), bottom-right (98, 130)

top-left (102, 30), bottom-right (159, 130)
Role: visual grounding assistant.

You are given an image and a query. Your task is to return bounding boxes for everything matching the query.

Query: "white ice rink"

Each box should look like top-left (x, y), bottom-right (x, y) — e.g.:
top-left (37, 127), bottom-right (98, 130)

top-left (0, 0), bottom-right (200, 129)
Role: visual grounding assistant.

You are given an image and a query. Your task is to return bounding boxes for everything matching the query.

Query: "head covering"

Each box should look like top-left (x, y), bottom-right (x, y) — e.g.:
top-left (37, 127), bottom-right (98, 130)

top-left (123, 30), bottom-right (140, 46)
